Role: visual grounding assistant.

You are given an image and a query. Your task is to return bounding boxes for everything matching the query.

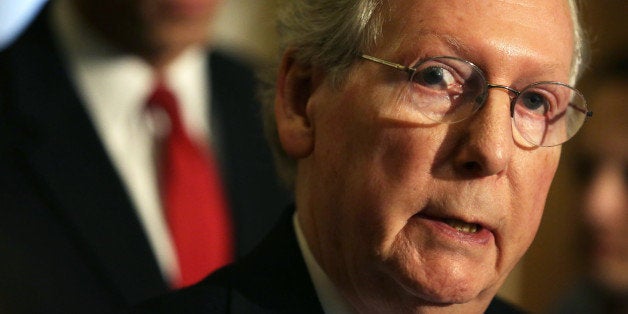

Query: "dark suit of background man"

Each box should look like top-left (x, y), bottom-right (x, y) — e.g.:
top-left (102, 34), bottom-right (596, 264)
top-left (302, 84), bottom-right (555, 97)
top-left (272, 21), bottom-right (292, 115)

top-left (0, 0), bottom-right (289, 313)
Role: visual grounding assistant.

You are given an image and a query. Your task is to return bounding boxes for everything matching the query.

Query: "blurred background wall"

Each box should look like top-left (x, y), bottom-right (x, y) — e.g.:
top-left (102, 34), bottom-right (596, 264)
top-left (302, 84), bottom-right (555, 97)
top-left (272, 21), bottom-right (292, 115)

top-left (211, 0), bottom-right (278, 63)
top-left (1, 0), bottom-right (625, 312)
top-left (523, 1), bottom-right (628, 312)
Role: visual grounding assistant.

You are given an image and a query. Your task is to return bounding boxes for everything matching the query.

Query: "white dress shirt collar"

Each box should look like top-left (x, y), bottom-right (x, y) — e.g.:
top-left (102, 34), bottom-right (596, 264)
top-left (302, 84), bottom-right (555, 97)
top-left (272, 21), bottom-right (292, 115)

top-left (293, 212), bottom-right (355, 314)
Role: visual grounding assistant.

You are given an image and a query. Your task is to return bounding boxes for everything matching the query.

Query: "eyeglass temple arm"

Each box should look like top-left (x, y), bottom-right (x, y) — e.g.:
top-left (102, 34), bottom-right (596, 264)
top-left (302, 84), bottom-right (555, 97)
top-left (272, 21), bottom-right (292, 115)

top-left (361, 55), bottom-right (414, 75)
top-left (570, 103), bottom-right (593, 117)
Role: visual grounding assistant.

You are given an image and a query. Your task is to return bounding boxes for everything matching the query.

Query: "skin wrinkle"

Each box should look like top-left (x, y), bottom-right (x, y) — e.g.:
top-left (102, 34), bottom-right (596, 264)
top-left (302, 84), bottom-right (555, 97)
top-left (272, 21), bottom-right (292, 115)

top-left (385, 1), bottom-right (570, 83)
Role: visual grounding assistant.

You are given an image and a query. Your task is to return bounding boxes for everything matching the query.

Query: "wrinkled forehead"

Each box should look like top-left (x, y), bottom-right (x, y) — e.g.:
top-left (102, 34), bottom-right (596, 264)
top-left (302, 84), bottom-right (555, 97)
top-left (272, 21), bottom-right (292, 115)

top-left (376, 0), bottom-right (575, 80)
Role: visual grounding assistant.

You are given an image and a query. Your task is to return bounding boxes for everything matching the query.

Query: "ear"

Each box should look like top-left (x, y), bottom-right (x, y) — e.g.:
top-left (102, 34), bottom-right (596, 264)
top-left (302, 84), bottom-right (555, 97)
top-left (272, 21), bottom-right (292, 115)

top-left (274, 51), bottom-right (319, 159)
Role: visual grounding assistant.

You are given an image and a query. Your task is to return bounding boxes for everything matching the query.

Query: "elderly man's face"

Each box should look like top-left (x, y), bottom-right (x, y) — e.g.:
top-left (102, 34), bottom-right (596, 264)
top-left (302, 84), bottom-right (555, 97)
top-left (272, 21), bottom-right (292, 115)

top-left (279, 0), bottom-right (575, 311)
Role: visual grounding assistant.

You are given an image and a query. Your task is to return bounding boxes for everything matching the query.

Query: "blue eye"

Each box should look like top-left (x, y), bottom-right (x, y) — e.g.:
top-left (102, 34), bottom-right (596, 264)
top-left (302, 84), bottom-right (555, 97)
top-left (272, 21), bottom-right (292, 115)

top-left (413, 66), bottom-right (456, 90)
top-left (521, 91), bottom-right (549, 113)
top-left (422, 67), bottom-right (444, 85)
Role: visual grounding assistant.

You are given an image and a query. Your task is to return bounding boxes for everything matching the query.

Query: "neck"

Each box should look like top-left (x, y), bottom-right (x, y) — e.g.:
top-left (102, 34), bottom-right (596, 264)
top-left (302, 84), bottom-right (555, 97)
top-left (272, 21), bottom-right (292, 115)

top-left (141, 47), bottom-right (188, 74)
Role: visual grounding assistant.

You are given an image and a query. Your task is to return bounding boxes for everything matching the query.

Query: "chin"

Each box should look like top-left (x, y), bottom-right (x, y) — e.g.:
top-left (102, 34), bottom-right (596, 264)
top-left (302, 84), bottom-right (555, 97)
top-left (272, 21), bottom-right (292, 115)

top-left (414, 281), bottom-right (484, 305)
top-left (392, 263), bottom-right (493, 306)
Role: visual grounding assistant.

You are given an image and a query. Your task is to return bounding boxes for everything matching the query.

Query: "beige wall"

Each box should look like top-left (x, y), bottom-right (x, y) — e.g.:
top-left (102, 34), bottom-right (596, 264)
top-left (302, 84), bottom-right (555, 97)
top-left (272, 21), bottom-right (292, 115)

top-left (211, 0), bottom-right (278, 63)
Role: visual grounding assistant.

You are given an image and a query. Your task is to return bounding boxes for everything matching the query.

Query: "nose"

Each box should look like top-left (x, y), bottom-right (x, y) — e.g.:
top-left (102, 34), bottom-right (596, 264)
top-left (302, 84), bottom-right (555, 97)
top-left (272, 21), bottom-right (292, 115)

top-left (453, 89), bottom-right (515, 177)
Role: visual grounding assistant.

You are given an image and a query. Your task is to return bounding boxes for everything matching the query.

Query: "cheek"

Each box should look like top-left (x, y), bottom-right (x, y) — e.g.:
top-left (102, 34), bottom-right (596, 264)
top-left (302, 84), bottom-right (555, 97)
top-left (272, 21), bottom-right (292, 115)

top-left (311, 87), bottom-right (438, 240)
top-left (331, 126), bottom-right (441, 262)
top-left (510, 149), bottom-right (560, 246)
top-left (327, 78), bottom-right (440, 192)
top-left (530, 150), bottom-right (560, 206)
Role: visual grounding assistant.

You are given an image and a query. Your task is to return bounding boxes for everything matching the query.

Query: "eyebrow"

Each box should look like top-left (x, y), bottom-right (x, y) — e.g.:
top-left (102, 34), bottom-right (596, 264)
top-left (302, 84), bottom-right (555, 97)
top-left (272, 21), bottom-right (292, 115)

top-left (442, 35), bottom-right (471, 56)
top-left (415, 33), bottom-right (565, 80)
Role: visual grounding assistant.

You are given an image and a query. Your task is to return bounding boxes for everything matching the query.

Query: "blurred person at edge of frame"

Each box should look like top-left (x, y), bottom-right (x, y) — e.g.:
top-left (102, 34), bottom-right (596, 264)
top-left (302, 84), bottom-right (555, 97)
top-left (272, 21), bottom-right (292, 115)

top-left (0, 0), bottom-right (289, 313)
top-left (131, 0), bottom-right (592, 313)
top-left (549, 54), bottom-right (628, 314)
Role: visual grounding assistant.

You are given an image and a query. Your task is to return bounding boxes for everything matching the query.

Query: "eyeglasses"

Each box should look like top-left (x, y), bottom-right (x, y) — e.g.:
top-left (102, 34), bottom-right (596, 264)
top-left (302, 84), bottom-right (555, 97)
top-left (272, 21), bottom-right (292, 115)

top-left (361, 54), bottom-right (592, 147)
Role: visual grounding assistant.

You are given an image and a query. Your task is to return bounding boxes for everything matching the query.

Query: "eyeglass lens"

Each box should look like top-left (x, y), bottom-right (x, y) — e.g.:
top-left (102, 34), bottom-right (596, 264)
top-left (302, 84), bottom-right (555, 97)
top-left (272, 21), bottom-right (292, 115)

top-left (404, 56), bottom-right (588, 147)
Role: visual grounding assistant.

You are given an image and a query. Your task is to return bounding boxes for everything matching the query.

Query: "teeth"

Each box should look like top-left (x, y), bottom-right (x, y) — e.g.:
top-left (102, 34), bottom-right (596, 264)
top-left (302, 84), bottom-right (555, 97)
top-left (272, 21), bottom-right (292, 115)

top-left (445, 219), bottom-right (479, 233)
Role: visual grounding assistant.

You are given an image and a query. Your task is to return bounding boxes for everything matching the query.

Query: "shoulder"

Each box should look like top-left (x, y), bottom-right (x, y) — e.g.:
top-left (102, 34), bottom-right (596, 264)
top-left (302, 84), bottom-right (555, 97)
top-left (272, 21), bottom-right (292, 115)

top-left (130, 267), bottom-right (233, 314)
top-left (547, 279), bottom-right (610, 313)
top-left (0, 2), bottom-right (68, 94)
top-left (485, 296), bottom-right (527, 314)
top-left (1, 2), bottom-right (55, 60)
top-left (130, 208), bottom-right (323, 313)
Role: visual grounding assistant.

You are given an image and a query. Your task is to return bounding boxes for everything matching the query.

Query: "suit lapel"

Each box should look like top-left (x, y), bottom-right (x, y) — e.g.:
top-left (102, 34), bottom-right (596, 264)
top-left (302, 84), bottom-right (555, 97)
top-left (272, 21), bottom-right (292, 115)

top-left (228, 208), bottom-right (324, 313)
top-left (4, 5), bottom-right (168, 305)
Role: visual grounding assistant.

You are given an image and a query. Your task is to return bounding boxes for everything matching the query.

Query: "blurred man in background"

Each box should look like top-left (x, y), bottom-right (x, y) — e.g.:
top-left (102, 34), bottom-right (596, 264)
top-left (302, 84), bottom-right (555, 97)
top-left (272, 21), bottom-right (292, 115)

top-left (550, 55), bottom-right (628, 314)
top-left (0, 0), bottom-right (289, 313)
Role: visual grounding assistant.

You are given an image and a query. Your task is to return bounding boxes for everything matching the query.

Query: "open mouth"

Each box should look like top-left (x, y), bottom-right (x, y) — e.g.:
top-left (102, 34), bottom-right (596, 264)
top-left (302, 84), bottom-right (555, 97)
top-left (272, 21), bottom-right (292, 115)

top-left (416, 213), bottom-right (486, 234)
top-left (443, 219), bottom-right (482, 234)
top-left (414, 211), bottom-right (493, 245)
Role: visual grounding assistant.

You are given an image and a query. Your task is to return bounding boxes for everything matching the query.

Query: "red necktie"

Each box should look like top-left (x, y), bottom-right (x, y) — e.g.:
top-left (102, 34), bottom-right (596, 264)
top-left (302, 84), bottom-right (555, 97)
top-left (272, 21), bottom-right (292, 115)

top-left (147, 81), bottom-right (234, 288)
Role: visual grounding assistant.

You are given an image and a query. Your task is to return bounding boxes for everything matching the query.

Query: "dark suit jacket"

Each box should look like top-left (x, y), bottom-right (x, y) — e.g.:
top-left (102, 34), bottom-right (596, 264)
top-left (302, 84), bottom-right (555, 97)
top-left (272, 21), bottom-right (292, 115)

top-left (133, 208), bottom-right (525, 314)
top-left (0, 3), bottom-right (289, 314)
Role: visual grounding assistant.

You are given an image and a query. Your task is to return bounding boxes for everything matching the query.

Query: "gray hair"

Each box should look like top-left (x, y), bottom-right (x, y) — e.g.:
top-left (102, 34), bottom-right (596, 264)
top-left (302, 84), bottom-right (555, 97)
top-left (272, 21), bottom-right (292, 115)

top-left (259, 0), bottom-right (588, 188)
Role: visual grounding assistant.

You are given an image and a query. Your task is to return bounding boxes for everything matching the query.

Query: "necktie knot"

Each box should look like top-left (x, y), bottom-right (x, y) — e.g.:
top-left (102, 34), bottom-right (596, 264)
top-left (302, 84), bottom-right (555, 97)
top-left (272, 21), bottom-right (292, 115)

top-left (146, 82), bottom-right (185, 135)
